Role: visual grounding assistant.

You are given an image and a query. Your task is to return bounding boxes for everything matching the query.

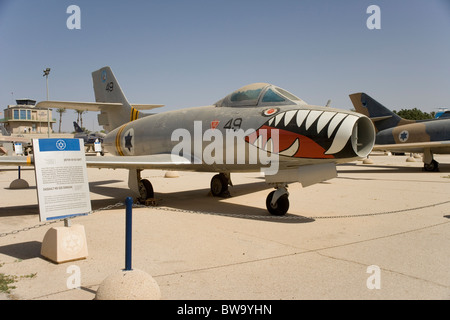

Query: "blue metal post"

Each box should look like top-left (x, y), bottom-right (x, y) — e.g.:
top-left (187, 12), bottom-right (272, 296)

top-left (125, 197), bottom-right (133, 271)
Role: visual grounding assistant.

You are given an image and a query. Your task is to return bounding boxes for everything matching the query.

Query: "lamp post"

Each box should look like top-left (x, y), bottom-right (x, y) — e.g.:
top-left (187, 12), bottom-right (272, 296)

top-left (43, 68), bottom-right (51, 137)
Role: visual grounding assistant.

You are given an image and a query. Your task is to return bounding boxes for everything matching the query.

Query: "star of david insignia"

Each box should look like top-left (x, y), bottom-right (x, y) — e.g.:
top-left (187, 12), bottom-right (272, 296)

top-left (125, 132), bottom-right (133, 151)
top-left (399, 130), bottom-right (409, 142)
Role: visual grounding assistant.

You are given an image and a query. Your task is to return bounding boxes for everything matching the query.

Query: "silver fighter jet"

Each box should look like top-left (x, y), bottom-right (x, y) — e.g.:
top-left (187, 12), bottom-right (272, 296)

top-left (1, 67), bottom-right (375, 215)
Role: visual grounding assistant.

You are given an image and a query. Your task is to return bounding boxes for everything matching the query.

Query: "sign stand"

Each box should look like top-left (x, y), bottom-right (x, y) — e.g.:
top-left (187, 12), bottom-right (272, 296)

top-left (33, 138), bottom-right (91, 264)
top-left (40, 223), bottom-right (88, 264)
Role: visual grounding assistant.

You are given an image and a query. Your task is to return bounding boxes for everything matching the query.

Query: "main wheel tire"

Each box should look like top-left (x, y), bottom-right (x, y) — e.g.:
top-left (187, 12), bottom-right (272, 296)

top-left (424, 160), bottom-right (439, 172)
top-left (210, 174), bottom-right (228, 197)
top-left (266, 191), bottom-right (289, 216)
top-left (139, 179), bottom-right (154, 201)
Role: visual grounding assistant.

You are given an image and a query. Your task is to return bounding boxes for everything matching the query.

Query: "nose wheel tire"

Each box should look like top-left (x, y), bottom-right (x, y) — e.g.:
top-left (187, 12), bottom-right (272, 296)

top-left (266, 191), bottom-right (289, 216)
top-left (138, 179), bottom-right (154, 202)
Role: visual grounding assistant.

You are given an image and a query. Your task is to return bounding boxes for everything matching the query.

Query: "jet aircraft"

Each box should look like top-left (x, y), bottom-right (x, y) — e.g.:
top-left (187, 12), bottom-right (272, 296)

top-left (73, 121), bottom-right (105, 152)
top-left (350, 92), bottom-right (450, 171)
top-left (0, 67), bottom-right (375, 215)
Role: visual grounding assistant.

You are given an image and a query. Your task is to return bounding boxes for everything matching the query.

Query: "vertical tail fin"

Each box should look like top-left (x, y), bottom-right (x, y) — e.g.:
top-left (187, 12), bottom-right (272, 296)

top-left (92, 66), bottom-right (133, 133)
top-left (349, 92), bottom-right (414, 132)
top-left (73, 121), bottom-right (84, 133)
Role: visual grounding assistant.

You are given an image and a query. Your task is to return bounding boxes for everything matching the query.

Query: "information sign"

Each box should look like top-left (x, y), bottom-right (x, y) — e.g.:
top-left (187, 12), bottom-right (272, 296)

top-left (33, 139), bottom-right (92, 222)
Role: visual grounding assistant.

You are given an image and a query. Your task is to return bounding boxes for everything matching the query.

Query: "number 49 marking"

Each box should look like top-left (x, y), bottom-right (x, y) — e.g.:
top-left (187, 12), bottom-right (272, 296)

top-left (223, 118), bottom-right (243, 131)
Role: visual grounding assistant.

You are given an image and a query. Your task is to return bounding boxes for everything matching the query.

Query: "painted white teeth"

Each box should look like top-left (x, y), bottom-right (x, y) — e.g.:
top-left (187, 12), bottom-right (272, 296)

top-left (317, 111), bottom-right (336, 134)
top-left (305, 111), bottom-right (323, 130)
top-left (283, 110), bottom-right (297, 127)
top-left (327, 113), bottom-right (347, 138)
top-left (274, 113), bottom-right (284, 126)
top-left (279, 138), bottom-right (299, 157)
top-left (325, 115), bottom-right (358, 155)
top-left (296, 110), bottom-right (309, 127)
top-left (261, 110), bottom-right (360, 157)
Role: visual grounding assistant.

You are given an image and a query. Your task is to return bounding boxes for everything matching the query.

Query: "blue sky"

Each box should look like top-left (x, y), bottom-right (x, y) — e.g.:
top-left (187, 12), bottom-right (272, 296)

top-left (1, 0), bottom-right (449, 132)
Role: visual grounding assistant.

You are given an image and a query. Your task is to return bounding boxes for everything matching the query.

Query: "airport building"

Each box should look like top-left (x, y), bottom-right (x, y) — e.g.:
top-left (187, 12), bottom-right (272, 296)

top-left (0, 99), bottom-right (56, 134)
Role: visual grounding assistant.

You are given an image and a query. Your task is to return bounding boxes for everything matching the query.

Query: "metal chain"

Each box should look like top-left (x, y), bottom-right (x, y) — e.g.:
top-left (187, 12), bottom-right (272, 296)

top-left (0, 202), bottom-right (126, 238)
top-left (133, 199), bottom-right (450, 220)
top-left (2, 199), bottom-right (449, 238)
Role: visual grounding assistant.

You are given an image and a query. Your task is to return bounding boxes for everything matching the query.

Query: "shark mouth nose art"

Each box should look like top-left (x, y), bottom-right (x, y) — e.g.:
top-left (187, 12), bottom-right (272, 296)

top-left (245, 110), bottom-right (374, 159)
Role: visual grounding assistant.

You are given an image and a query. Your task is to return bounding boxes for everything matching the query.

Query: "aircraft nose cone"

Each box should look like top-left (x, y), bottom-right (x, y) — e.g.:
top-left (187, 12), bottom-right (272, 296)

top-left (246, 109), bottom-right (375, 159)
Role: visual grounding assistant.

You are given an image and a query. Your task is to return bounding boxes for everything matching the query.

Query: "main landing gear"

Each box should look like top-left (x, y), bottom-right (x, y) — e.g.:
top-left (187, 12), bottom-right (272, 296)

top-left (139, 178), bottom-right (154, 201)
top-left (130, 169), bottom-right (154, 204)
top-left (210, 173), bottom-right (231, 197)
top-left (423, 149), bottom-right (440, 172)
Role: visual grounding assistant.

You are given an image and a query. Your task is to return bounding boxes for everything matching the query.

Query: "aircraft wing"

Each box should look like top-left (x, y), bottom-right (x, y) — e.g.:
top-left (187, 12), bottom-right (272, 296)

top-left (0, 154), bottom-right (193, 170)
top-left (0, 136), bottom-right (31, 144)
top-left (85, 154), bottom-right (192, 170)
top-left (36, 101), bottom-right (164, 111)
top-left (373, 141), bottom-right (450, 153)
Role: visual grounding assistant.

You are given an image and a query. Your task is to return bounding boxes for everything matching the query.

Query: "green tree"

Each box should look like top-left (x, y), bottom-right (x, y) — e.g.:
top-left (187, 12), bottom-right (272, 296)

top-left (393, 108), bottom-right (435, 120)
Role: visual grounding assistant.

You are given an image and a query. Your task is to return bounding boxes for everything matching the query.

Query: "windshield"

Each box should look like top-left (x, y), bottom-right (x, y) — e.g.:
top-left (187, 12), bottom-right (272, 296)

top-left (216, 83), bottom-right (306, 107)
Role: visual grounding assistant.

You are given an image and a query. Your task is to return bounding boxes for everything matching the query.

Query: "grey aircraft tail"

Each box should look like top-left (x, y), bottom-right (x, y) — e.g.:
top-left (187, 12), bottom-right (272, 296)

top-left (35, 66), bottom-right (163, 133)
top-left (349, 92), bottom-right (415, 133)
top-left (92, 67), bottom-right (135, 133)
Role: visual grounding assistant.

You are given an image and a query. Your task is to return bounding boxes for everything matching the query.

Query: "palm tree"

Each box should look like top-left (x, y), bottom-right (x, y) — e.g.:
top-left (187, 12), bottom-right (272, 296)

top-left (56, 108), bottom-right (66, 133)
top-left (74, 110), bottom-right (85, 128)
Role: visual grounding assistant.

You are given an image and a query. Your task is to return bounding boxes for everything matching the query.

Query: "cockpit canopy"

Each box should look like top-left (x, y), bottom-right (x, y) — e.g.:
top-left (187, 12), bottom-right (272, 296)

top-left (215, 83), bottom-right (307, 108)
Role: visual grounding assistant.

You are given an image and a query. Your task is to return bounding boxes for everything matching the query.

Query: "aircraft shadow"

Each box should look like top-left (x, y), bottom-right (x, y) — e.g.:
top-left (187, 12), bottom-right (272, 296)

top-left (88, 179), bottom-right (314, 224)
top-left (0, 179), bottom-right (314, 224)
top-left (149, 181), bottom-right (314, 224)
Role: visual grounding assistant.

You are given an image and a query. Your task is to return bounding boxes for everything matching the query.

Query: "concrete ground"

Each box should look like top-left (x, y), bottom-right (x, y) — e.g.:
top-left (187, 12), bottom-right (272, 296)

top-left (0, 152), bottom-right (449, 300)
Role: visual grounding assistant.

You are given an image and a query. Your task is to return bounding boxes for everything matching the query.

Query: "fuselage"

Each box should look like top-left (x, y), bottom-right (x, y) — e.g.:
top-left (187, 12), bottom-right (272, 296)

top-left (103, 102), bottom-right (375, 173)
top-left (376, 118), bottom-right (450, 154)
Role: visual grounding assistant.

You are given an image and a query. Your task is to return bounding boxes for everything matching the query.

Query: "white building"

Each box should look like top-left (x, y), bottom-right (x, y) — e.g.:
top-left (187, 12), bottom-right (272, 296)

top-left (0, 99), bottom-right (55, 134)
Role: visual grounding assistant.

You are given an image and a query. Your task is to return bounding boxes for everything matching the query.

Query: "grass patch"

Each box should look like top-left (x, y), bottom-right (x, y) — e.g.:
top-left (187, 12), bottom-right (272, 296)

top-left (0, 273), bottom-right (18, 294)
top-left (0, 263), bottom-right (37, 295)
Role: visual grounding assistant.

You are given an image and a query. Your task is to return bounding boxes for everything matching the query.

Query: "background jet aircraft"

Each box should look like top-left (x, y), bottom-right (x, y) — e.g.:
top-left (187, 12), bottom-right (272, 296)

top-left (73, 121), bottom-right (105, 152)
top-left (0, 125), bottom-right (32, 155)
top-left (350, 92), bottom-right (450, 171)
top-left (0, 67), bottom-right (375, 215)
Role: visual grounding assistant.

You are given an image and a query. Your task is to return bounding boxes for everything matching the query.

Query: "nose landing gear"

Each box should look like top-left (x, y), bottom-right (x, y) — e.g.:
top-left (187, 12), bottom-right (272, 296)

top-left (266, 185), bottom-right (289, 216)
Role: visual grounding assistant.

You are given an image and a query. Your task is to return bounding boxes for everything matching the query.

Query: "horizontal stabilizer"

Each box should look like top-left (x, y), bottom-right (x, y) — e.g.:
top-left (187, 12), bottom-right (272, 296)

top-left (131, 104), bottom-right (164, 110)
top-left (36, 101), bottom-right (164, 112)
top-left (371, 115), bottom-right (392, 122)
top-left (36, 101), bottom-right (121, 111)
